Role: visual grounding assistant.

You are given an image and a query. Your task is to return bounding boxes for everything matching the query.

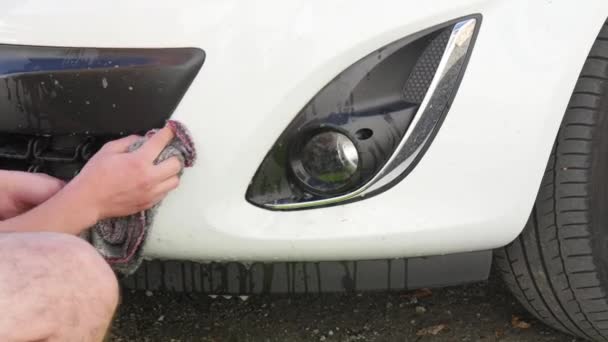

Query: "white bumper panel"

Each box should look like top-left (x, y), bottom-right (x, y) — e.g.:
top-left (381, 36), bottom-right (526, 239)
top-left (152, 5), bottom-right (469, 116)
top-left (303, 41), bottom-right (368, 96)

top-left (1, 0), bottom-right (607, 261)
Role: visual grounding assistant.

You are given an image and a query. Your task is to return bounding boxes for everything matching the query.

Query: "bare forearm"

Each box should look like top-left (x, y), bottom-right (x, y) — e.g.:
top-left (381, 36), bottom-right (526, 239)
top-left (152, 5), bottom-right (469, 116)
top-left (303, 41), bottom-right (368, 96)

top-left (0, 182), bottom-right (98, 235)
top-left (0, 125), bottom-right (179, 235)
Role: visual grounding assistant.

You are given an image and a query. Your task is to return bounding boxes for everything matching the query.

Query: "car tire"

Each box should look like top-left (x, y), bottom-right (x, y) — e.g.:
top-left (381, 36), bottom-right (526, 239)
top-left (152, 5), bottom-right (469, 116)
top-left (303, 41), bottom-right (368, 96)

top-left (495, 20), bottom-right (608, 341)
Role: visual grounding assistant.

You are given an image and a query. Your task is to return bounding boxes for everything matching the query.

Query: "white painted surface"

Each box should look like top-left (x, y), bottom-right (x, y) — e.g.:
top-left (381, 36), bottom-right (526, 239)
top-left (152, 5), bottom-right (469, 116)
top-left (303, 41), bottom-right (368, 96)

top-left (1, 0), bottom-right (606, 261)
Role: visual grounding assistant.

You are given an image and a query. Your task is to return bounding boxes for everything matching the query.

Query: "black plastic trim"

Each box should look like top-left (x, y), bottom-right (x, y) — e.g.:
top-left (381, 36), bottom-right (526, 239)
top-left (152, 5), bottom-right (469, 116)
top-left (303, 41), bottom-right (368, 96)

top-left (122, 251), bottom-right (492, 294)
top-left (364, 15), bottom-right (482, 200)
top-left (0, 45), bottom-right (205, 135)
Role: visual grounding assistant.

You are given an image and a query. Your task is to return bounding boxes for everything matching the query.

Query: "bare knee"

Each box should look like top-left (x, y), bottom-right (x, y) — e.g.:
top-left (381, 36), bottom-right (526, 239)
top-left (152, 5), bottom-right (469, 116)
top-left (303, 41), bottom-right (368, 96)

top-left (1, 232), bottom-right (119, 308)
top-left (41, 233), bottom-right (119, 307)
top-left (0, 232), bottom-right (118, 341)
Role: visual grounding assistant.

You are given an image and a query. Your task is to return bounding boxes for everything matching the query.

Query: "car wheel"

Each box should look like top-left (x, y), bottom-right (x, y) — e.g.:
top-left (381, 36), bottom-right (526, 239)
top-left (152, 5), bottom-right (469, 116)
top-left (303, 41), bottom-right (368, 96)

top-left (495, 20), bottom-right (608, 341)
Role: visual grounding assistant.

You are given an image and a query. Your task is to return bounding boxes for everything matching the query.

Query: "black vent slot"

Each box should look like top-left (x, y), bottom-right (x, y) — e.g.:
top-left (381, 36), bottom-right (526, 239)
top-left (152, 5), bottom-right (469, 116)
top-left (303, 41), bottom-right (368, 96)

top-left (0, 133), bottom-right (114, 180)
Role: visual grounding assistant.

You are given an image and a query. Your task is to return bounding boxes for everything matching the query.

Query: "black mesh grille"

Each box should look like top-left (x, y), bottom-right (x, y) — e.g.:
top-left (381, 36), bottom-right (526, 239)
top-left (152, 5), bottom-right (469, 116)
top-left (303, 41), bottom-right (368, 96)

top-left (0, 134), bottom-right (113, 180)
top-left (402, 28), bottom-right (451, 104)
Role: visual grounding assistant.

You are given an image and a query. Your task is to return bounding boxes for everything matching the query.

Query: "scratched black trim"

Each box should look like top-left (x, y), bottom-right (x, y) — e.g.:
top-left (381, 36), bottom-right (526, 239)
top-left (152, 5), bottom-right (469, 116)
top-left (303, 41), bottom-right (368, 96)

top-left (0, 45), bottom-right (204, 135)
top-left (121, 251), bottom-right (491, 294)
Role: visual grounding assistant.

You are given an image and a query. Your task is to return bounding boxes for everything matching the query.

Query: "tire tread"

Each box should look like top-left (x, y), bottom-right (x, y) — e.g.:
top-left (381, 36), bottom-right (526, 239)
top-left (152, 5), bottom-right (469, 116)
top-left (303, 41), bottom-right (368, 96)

top-left (496, 19), bottom-right (608, 341)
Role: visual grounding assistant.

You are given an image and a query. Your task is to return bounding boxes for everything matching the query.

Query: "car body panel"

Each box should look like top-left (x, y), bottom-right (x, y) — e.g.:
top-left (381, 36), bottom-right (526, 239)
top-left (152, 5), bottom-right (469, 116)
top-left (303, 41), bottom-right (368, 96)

top-left (2, 0), bottom-right (607, 261)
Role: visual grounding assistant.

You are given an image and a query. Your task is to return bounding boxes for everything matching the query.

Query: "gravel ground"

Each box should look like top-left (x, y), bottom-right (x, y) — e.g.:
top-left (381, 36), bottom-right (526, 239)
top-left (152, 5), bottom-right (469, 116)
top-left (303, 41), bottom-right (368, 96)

top-left (109, 271), bottom-right (583, 342)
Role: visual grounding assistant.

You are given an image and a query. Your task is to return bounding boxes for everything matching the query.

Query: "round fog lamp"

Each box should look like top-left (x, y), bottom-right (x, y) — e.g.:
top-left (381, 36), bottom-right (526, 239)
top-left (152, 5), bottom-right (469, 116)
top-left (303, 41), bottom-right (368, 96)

top-left (291, 131), bottom-right (359, 194)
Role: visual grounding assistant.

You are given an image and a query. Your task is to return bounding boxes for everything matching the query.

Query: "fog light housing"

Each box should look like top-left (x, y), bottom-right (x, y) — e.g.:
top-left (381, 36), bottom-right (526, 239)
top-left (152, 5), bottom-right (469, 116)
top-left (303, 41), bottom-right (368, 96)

top-left (246, 16), bottom-right (480, 210)
top-left (290, 130), bottom-right (359, 194)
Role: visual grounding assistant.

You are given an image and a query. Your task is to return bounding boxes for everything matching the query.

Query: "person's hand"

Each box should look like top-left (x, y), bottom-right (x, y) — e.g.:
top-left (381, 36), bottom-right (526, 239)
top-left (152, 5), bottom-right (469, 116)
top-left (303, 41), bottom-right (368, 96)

top-left (66, 126), bottom-right (182, 221)
top-left (0, 171), bottom-right (65, 220)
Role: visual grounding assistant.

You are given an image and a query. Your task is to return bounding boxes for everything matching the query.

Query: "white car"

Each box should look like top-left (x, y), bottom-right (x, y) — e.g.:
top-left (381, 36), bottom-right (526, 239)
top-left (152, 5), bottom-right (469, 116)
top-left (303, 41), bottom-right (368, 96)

top-left (1, 1), bottom-right (608, 340)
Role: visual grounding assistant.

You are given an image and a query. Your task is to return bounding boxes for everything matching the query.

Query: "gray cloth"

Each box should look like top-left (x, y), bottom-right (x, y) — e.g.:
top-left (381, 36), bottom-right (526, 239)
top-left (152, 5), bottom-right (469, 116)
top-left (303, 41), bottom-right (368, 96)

top-left (87, 120), bottom-right (196, 275)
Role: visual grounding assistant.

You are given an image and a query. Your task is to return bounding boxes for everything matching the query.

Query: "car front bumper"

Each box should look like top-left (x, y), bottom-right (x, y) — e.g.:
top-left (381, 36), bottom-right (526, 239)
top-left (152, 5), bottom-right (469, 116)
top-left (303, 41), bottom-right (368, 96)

top-left (2, 0), bottom-right (607, 261)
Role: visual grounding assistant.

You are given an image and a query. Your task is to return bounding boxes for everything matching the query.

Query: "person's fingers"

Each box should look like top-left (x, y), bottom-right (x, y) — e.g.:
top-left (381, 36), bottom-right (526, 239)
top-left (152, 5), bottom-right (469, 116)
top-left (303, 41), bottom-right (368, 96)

top-left (150, 157), bottom-right (182, 182)
top-left (136, 126), bottom-right (175, 161)
top-left (139, 183), bottom-right (177, 210)
top-left (102, 135), bottom-right (141, 153)
top-left (148, 193), bottom-right (170, 207)
top-left (151, 176), bottom-right (180, 196)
